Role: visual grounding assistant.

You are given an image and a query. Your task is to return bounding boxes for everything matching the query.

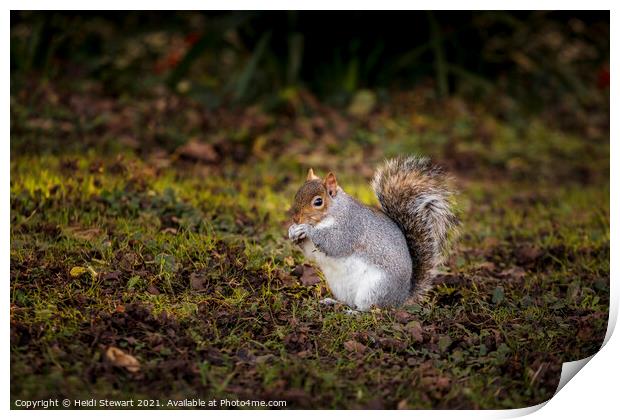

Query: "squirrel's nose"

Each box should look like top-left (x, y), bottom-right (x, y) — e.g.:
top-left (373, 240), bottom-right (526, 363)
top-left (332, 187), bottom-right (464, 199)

top-left (292, 214), bottom-right (300, 224)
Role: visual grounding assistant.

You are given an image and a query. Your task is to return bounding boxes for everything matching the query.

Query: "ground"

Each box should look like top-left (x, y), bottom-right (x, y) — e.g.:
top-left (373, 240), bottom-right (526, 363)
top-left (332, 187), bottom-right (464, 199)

top-left (10, 82), bottom-right (609, 409)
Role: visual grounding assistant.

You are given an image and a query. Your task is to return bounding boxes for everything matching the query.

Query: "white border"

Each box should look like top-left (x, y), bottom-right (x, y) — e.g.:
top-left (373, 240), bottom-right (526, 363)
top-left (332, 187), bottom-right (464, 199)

top-left (4, 4), bottom-right (616, 419)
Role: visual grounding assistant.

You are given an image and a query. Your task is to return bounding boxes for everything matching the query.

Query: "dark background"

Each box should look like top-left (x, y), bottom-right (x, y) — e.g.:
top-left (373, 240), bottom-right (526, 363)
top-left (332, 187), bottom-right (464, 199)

top-left (11, 11), bottom-right (609, 132)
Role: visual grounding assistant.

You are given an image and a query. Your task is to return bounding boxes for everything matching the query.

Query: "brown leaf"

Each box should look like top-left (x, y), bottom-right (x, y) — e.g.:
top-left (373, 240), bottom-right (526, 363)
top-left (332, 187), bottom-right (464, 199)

top-left (475, 261), bottom-right (496, 272)
top-left (406, 321), bottom-right (424, 342)
top-left (379, 337), bottom-right (407, 351)
top-left (105, 346), bottom-right (140, 373)
top-left (176, 140), bottom-right (219, 164)
top-left (275, 269), bottom-right (295, 285)
top-left (189, 272), bottom-right (206, 291)
top-left (343, 340), bottom-right (367, 353)
top-left (147, 284), bottom-right (160, 295)
top-left (394, 310), bottom-right (413, 323)
top-left (102, 271), bottom-right (121, 282)
top-left (64, 226), bottom-right (102, 241)
top-left (119, 252), bottom-right (139, 271)
top-left (499, 266), bottom-right (527, 279)
top-left (299, 264), bottom-right (321, 286)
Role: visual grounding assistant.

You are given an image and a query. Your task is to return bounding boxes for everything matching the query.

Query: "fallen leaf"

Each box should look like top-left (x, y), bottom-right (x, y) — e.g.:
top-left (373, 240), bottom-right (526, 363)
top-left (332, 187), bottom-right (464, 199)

top-left (394, 310), bottom-right (413, 323)
top-left (64, 226), bottom-right (102, 241)
top-left (299, 264), bottom-right (321, 286)
top-left (475, 261), bottom-right (496, 272)
top-left (101, 271), bottom-right (121, 282)
top-left (276, 269), bottom-right (295, 285)
top-left (147, 284), bottom-right (161, 295)
top-left (176, 140), bottom-right (219, 164)
top-left (379, 337), bottom-right (407, 351)
top-left (189, 272), bottom-right (206, 291)
top-left (118, 252), bottom-right (140, 271)
top-left (343, 340), bottom-right (367, 353)
top-left (499, 266), bottom-right (527, 279)
top-left (105, 346), bottom-right (140, 373)
top-left (70, 266), bottom-right (88, 277)
top-left (406, 321), bottom-right (424, 342)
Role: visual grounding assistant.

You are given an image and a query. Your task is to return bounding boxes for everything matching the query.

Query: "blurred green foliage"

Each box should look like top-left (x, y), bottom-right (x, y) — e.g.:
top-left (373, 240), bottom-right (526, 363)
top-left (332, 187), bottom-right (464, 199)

top-left (11, 11), bottom-right (609, 116)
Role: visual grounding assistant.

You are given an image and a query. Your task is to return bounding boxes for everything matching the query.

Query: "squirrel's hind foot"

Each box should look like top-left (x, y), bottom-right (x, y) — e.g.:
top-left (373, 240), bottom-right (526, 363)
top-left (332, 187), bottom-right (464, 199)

top-left (320, 297), bottom-right (361, 315)
top-left (319, 297), bottom-right (341, 306)
top-left (343, 308), bottom-right (361, 315)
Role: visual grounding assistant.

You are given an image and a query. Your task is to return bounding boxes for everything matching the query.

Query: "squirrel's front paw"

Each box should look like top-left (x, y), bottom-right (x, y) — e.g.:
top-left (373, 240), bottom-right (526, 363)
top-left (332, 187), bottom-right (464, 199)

top-left (288, 223), bottom-right (310, 243)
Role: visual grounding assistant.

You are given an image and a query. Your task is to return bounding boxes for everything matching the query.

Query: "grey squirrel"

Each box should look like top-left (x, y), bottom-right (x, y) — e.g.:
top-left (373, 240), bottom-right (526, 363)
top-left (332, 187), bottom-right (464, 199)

top-left (288, 156), bottom-right (458, 311)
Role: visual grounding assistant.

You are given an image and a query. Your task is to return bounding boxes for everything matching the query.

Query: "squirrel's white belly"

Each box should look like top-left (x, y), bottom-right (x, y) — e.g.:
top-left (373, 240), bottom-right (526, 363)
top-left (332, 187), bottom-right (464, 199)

top-left (300, 240), bottom-right (384, 310)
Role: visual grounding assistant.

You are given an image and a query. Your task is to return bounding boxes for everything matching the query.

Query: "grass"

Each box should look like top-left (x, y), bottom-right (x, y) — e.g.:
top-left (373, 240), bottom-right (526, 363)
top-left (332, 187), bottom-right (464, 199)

top-left (10, 81), bottom-right (609, 409)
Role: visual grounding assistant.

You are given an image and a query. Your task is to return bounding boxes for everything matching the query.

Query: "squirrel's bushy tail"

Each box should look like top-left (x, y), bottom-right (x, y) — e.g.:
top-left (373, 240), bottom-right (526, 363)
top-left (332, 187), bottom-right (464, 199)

top-left (371, 156), bottom-right (458, 299)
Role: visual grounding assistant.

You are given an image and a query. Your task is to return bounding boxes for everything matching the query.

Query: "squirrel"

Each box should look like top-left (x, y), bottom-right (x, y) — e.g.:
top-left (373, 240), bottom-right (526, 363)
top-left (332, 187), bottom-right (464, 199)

top-left (288, 156), bottom-right (458, 311)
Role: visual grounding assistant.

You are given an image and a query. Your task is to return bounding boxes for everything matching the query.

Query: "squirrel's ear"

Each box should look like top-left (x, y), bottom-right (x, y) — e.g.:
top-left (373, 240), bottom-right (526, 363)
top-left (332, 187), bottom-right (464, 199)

top-left (324, 172), bottom-right (338, 197)
top-left (306, 168), bottom-right (320, 181)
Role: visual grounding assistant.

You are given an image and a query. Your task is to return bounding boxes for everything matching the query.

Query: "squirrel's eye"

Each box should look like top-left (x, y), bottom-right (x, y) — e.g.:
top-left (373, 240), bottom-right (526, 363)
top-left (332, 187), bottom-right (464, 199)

top-left (312, 197), bottom-right (323, 207)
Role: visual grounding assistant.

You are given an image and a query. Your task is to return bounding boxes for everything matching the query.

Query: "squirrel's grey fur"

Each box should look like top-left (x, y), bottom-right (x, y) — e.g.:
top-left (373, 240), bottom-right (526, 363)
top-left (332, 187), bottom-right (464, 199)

top-left (289, 155), bottom-right (458, 310)
top-left (297, 188), bottom-right (413, 309)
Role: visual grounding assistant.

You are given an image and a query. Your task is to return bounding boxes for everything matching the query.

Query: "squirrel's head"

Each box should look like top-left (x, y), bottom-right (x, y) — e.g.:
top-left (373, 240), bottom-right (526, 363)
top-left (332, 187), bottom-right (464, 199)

top-left (291, 168), bottom-right (339, 225)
